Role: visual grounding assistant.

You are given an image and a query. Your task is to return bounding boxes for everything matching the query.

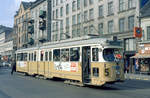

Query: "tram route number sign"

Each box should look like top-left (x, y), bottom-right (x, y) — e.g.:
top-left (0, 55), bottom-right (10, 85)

top-left (54, 62), bottom-right (78, 72)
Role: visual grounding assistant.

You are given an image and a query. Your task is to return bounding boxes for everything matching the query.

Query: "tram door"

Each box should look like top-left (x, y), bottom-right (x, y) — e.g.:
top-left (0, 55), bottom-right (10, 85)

top-left (82, 46), bottom-right (91, 83)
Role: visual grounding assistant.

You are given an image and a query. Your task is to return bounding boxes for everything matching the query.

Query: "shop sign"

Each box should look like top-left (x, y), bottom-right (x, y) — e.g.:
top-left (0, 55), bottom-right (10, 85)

top-left (139, 44), bottom-right (150, 54)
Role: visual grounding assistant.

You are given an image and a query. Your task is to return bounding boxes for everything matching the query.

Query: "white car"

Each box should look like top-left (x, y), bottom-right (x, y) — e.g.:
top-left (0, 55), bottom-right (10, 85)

top-left (2, 62), bottom-right (11, 67)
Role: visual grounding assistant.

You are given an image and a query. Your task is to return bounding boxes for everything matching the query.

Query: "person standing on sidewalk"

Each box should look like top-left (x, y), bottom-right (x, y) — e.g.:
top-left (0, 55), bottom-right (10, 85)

top-left (11, 58), bottom-right (16, 75)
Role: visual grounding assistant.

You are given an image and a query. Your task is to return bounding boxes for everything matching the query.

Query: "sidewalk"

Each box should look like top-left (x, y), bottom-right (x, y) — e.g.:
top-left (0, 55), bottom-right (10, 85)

top-left (125, 73), bottom-right (150, 81)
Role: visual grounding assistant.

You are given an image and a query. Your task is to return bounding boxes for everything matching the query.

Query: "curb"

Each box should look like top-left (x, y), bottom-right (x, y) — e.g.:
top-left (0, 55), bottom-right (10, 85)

top-left (125, 74), bottom-right (150, 81)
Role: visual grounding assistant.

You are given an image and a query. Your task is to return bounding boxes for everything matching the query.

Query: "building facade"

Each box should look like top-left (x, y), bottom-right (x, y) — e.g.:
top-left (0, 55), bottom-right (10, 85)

top-left (130, 0), bottom-right (150, 75)
top-left (14, 2), bottom-right (32, 49)
top-left (140, 1), bottom-right (150, 42)
top-left (30, 0), bottom-right (48, 46)
top-left (0, 31), bottom-right (14, 62)
top-left (51, 0), bottom-right (140, 70)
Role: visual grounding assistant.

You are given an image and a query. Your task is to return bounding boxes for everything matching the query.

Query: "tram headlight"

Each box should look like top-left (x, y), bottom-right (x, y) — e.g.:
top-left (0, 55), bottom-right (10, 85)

top-left (105, 68), bottom-right (109, 76)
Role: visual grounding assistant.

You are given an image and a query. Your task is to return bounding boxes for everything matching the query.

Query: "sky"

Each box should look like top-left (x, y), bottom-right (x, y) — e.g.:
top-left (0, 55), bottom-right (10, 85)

top-left (0, 0), bottom-right (35, 27)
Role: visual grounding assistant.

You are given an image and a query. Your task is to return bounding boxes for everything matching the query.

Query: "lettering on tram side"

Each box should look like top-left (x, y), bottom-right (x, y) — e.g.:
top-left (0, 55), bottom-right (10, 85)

top-left (54, 62), bottom-right (78, 72)
top-left (17, 61), bottom-right (27, 67)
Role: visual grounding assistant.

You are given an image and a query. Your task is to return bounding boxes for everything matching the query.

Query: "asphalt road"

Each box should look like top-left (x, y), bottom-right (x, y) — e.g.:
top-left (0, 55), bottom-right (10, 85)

top-left (0, 67), bottom-right (150, 98)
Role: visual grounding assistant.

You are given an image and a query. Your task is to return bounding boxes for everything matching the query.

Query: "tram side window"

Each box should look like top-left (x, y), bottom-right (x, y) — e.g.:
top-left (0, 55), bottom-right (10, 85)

top-left (93, 67), bottom-right (99, 77)
top-left (31, 53), bottom-right (34, 61)
top-left (92, 48), bottom-right (99, 61)
top-left (70, 47), bottom-right (80, 61)
top-left (61, 49), bottom-right (69, 62)
top-left (45, 52), bottom-right (48, 61)
top-left (29, 53), bottom-right (30, 61)
top-left (41, 51), bottom-right (44, 61)
top-left (49, 51), bottom-right (52, 61)
top-left (53, 49), bottom-right (60, 61)
top-left (34, 52), bottom-right (36, 61)
top-left (17, 53), bottom-right (23, 61)
top-left (23, 53), bottom-right (28, 61)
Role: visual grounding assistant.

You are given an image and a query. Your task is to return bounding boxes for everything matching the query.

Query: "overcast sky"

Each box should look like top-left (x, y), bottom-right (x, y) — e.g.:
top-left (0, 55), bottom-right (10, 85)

top-left (0, 0), bottom-right (35, 27)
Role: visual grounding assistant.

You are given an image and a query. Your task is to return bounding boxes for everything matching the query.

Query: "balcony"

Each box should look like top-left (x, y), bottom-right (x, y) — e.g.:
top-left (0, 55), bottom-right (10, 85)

top-left (39, 20), bottom-right (46, 30)
top-left (28, 19), bottom-right (34, 24)
top-left (28, 25), bottom-right (34, 34)
top-left (39, 10), bottom-right (46, 18)
top-left (28, 38), bottom-right (34, 45)
top-left (39, 37), bottom-right (47, 43)
top-left (22, 43), bottom-right (28, 48)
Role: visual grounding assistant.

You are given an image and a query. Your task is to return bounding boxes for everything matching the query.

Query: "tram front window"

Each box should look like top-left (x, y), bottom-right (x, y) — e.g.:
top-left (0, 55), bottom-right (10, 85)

top-left (103, 48), bottom-right (122, 62)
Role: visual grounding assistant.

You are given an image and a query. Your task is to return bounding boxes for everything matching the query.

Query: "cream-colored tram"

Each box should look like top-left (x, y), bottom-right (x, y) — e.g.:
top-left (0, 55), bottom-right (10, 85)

top-left (16, 36), bottom-right (124, 86)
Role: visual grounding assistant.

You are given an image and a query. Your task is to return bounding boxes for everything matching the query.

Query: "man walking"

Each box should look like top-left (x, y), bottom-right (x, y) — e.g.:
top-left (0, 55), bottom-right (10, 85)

top-left (11, 58), bottom-right (16, 75)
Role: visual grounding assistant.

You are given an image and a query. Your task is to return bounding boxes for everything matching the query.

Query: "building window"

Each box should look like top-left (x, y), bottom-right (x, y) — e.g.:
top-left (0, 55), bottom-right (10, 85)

top-left (56, 0), bottom-right (59, 6)
top-left (72, 15), bottom-right (76, 25)
top-left (84, 11), bottom-right (88, 22)
top-left (89, 0), bottom-right (93, 5)
top-left (77, 13), bottom-right (81, 24)
top-left (60, 7), bottom-right (63, 17)
top-left (108, 20), bottom-right (113, 33)
top-left (72, 29), bottom-right (77, 38)
top-left (89, 8), bottom-right (94, 20)
top-left (66, 4), bottom-right (69, 15)
top-left (89, 25), bottom-right (94, 34)
top-left (77, 28), bottom-right (80, 37)
top-left (60, 20), bottom-right (63, 30)
top-left (125, 38), bottom-right (136, 51)
top-left (128, 16), bottom-right (134, 31)
top-left (53, 11), bottom-right (55, 19)
top-left (53, 0), bottom-right (55, 7)
top-left (56, 22), bottom-right (58, 31)
top-left (119, 0), bottom-right (125, 11)
top-left (56, 9), bottom-right (58, 18)
top-left (84, 26), bottom-right (88, 35)
top-left (60, 0), bottom-right (63, 3)
top-left (147, 26), bottom-right (150, 40)
top-left (77, 0), bottom-right (80, 9)
top-left (98, 23), bottom-right (103, 34)
top-left (108, 2), bottom-right (113, 15)
top-left (72, 1), bottom-right (76, 11)
top-left (119, 18), bottom-right (125, 32)
top-left (128, 0), bottom-right (135, 9)
top-left (52, 22), bottom-right (55, 31)
top-left (84, 0), bottom-right (88, 7)
top-left (99, 5), bottom-right (103, 17)
top-left (66, 17), bottom-right (69, 27)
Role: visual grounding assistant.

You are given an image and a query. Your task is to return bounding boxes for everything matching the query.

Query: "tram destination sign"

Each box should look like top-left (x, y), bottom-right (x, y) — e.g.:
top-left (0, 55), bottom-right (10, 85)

top-left (106, 40), bottom-right (122, 46)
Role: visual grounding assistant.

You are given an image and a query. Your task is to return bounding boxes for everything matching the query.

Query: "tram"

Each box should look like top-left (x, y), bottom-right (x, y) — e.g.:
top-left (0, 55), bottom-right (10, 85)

top-left (16, 36), bottom-right (125, 86)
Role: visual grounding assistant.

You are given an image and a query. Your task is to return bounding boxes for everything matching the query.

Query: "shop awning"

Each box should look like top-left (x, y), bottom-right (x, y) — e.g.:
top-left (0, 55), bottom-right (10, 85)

top-left (131, 53), bottom-right (150, 58)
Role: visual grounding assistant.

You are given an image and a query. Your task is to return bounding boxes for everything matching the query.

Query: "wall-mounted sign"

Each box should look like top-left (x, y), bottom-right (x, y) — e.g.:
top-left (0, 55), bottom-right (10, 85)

top-left (133, 27), bottom-right (142, 38)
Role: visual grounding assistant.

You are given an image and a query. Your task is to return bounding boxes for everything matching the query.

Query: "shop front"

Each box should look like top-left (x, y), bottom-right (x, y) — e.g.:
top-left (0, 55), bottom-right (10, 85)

top-left (131, 43), bottom-right (150, 75)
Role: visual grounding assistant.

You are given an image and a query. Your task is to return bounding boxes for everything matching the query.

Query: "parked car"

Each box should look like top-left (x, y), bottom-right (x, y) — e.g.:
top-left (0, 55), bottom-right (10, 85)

top-left (2, 62), bottom-right (11, 67)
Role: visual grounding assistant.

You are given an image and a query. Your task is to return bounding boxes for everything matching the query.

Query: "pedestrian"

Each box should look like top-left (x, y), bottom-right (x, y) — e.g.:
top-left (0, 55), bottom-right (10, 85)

top-left (11, 58), bottom-right (16, 75)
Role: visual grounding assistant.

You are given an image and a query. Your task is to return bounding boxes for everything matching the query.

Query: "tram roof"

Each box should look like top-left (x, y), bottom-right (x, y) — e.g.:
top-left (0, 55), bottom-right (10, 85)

top-left (16, 36), bottom-right (122, 52)
top-left (41, 36), bottom-right (122, 49)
